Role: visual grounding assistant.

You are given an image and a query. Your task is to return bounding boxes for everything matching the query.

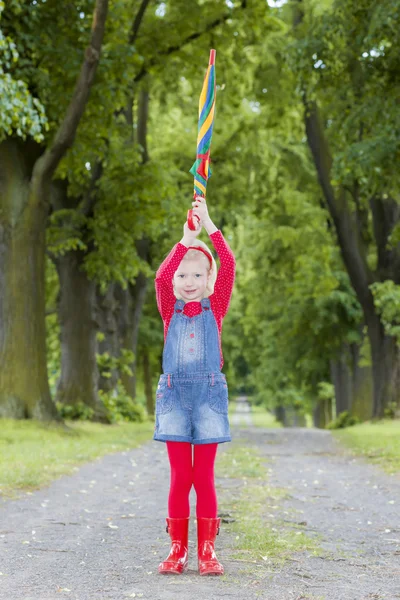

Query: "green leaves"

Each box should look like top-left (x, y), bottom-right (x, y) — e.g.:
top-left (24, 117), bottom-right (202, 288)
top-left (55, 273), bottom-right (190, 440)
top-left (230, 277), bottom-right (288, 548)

top-left (371, 280), bottom-right (400, 344)
top-left (0, 1), bottom-right (48, 141)
top-left (47, 209), bottom-right (88, 257)
top-left (0, 69), bottom-right (47, 143)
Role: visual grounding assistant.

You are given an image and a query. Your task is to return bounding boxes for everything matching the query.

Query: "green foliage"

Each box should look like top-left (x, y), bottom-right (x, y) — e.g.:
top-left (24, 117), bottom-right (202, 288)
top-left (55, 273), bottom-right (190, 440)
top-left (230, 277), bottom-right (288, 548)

top-left (227, 164), bottom-right (362, 414)
top-left (326, 410), bottom-right (361, 430)
top-left (317, 381), bottom-right (335, 403)
top-left (370, 280), bottom-right (400, 345)
top-left (96, 344), bottom-right (147, 425)
top-left (47, 209), bottom-right (88, 257)
top-left (0, 1), bottom-right (47, 141)
top-left (383, 402), bottom-right (397, 420)
top-left (99, 380), bottom-right (147, 424)
top-left (56, 400), bottom-right (94, 421)
top-left (96, 346), bottom-right (134, 380)
top-left (290, 0), bottom-right (400, 198)
top-left (84, 146), bottom-right (178, 289)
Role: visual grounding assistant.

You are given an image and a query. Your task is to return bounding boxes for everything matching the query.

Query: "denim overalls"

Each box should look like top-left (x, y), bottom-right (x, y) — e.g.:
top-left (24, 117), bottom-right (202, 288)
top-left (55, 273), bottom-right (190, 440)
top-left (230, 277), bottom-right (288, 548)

top-left (153, 297), bottom-right (231, 445)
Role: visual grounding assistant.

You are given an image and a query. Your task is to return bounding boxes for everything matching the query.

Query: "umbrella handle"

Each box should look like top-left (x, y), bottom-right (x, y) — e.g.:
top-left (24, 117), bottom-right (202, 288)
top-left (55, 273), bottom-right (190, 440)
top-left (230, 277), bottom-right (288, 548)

top-left (187, 209), bottom-right (200, 231)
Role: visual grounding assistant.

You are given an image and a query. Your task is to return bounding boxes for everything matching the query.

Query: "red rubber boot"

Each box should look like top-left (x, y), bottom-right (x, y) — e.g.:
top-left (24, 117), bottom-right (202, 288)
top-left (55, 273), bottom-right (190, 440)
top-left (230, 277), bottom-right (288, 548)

top-left (158, 517), bottom-right (189, 575)
top-left (197, 517), bottom-right (224, 576)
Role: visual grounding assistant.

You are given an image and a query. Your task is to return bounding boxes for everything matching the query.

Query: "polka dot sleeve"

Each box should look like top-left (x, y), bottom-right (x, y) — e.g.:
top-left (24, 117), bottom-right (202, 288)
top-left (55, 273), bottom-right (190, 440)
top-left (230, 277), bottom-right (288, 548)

top-left (154, 243), bottom-right (189, 321)
top-left (209, 230), bottom-right (236, 318)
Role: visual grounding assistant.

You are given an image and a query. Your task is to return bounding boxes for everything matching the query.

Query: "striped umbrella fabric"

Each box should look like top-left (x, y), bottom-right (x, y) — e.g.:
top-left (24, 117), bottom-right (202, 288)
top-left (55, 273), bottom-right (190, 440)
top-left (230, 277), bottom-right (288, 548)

top-left (189, 49), bottom-right (216, 199)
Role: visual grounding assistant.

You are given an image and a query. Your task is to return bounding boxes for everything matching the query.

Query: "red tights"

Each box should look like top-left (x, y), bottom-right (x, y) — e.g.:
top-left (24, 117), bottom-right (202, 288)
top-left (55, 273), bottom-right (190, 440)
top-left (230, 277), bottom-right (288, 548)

top-left (166, 441), bottom-right (218, 519)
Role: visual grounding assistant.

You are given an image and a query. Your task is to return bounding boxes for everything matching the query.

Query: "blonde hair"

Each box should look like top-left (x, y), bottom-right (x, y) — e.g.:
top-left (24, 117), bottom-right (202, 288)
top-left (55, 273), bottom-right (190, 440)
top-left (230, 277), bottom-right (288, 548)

top-left (173, 239), bottom-right (218, 300)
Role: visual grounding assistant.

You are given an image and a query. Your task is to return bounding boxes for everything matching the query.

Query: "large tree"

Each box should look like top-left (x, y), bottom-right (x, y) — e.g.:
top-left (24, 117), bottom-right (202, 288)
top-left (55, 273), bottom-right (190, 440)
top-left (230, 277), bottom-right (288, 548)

top-left (291, 0), bottom-right (400, 417)
top-left (0, 0), bottom-right (109, 419)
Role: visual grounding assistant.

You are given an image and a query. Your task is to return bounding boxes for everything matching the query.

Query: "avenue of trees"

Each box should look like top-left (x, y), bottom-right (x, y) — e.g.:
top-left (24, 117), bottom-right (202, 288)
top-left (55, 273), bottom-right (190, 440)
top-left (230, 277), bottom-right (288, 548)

top-left (1, 0), bottom-right (400, 427)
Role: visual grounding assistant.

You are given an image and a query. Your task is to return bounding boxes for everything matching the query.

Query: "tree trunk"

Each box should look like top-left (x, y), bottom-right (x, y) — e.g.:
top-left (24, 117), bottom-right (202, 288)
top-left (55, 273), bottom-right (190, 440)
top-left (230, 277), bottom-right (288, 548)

top-left (117, 269), bottom-right (148, 398)
top-left (0, 140), bottom-right (60, 420)
top-left (367, 313), bottom-right (400, 418)
top-left (303, 100), bottom-right (398, 418)
top-left (283, 407), bottom-right (306, 427)
top-left (330, 337), bottom-right (374, 421)
top-left (95, 283), bottom-right (121, 392)
top-left (349, 334), bottom-right (374, 421)
top-left (0, 0), bottom-right (108, 421)
top-left (275, 404), bottom-right (286, 425)
top-left (142, 346), bottom-right (154, 416)
top-left (313, 400), bottom-right (332, 429)
top-left (330, 347), bottom-right (353, 416)
top-left (55, 249), bottom-right (105, 419)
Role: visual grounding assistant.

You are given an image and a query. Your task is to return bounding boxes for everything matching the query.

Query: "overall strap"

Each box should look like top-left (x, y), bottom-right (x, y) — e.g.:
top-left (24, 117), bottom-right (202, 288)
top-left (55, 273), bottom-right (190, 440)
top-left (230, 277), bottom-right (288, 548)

top-left (174, 299), bottom-right (185, 313)
top-left (201, 297), bottom-right (211, 311)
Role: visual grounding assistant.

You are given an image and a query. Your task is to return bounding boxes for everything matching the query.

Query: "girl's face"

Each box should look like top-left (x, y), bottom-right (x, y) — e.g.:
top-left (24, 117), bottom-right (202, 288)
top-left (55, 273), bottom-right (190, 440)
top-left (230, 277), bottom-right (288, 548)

top-left (173, 256), bottom-right (211, 302)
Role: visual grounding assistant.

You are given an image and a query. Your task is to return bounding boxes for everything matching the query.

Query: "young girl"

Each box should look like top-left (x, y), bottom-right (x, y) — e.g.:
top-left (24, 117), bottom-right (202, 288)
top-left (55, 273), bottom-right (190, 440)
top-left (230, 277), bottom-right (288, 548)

top-left (154, 196), bottom-right (236, 576)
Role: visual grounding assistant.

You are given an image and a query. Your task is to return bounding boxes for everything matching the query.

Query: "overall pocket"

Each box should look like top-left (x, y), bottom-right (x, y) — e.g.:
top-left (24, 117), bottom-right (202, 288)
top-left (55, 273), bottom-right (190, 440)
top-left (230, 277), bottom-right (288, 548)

top-left (208, 379), bottom-right (229, 414)
top-left (155, 380), bottom-right (174, 415)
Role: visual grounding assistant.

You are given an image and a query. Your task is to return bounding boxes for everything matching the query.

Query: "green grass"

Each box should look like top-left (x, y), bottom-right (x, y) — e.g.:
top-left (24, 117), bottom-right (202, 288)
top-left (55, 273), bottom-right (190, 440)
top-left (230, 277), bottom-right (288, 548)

top-left (217, 441), bottom-right (320, 567)
top-left (218, 443), bottom-right (267, 478)
top-left (333, 419), bottom-right (400, 473)
top-left (0, 418), bottom-right (153, 497)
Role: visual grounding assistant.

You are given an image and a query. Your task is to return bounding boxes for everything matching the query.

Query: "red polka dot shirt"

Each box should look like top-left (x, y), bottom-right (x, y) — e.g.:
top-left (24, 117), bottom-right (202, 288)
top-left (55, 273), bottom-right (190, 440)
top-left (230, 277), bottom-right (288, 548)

top-left (155, 230), bottom-right (236, 369)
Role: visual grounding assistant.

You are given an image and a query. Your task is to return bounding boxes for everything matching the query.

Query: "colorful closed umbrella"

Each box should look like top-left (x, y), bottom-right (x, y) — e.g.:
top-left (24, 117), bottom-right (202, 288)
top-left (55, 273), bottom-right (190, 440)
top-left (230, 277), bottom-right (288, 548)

top-left (187, 49), bottom-right (216, 230)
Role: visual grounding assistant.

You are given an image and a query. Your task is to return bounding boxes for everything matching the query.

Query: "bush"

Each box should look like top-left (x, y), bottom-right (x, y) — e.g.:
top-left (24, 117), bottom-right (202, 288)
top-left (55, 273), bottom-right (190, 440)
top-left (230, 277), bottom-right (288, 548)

top-left (99, 380), bottom-right (147, 424)
top-left (326, 410), bottom-right (361, 430)
top-left (56, 401), bottom-right (95, 421)
top-left (383, 402), bottom-right (397, 419)
top-left (56, 382), bottom-right (147, 424)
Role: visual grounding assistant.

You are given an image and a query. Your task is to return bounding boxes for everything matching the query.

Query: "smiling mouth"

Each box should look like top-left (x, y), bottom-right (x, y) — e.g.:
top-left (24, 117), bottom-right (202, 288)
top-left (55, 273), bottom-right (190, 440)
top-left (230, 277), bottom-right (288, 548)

top-left (185, 290), bottom-right (196, 293)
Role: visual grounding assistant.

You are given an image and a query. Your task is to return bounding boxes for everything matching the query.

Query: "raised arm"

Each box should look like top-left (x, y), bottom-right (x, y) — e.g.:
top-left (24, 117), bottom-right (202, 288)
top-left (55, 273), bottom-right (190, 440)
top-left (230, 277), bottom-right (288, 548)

top-left (208, 229), bottom-right (236, 316)
top-left (190, 196), bottom-right (236, 317)
top-left (155, 243), bottom-right (188, 320)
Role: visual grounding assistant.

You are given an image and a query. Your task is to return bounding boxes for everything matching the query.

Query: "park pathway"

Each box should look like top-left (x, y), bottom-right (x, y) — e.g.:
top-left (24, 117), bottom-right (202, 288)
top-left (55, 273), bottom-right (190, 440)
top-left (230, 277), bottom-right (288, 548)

top-left (230, 395), bottom-right (252, 426)
top-left (1, 400), bottom-right (400, 600)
